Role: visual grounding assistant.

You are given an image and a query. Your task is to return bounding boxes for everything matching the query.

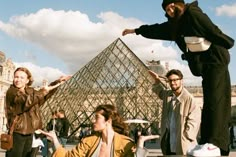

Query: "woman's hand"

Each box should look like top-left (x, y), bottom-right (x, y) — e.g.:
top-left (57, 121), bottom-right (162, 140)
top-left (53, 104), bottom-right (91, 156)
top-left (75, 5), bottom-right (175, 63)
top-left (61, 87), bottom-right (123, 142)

top-left (38, 129), bottom-right (57, 141)
top-left (137, 135), bottom-right (160, 148)
top-left (41, 75), bottom-right (72, 94)
top-left (39, 129), bottom-right (62, 149)
top-left (41, 83), bottom-right (62, 94)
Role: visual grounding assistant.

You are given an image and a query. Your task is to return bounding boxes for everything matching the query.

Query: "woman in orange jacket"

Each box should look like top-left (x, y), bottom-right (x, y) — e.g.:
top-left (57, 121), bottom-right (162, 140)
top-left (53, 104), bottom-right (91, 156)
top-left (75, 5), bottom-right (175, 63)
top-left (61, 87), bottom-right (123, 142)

top-left (41, 104), bottom-right (136, 157)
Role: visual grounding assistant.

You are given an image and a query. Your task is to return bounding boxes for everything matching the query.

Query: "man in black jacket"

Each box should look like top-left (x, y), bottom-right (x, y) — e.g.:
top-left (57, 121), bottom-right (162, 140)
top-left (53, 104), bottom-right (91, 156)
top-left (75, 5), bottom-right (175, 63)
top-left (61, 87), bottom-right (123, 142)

top-left (122, 0), bottom-right (234, 156)
top-left (57, 109), bottom-right (70, 147)
top-left (41, 111), bottom-right (62, 157)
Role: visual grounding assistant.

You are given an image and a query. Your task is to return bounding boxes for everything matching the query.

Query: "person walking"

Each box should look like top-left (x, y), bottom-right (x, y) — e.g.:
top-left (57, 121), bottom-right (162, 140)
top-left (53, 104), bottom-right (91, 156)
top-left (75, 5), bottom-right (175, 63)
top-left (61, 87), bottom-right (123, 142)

top-left (122, 0), bottom-right (234, 156)
top-left (41, 111), bottom-right (62, 157)
top-left (5, 67), bottom-right (71, 157)
top-left (148, 69), bottom-right (201, 155)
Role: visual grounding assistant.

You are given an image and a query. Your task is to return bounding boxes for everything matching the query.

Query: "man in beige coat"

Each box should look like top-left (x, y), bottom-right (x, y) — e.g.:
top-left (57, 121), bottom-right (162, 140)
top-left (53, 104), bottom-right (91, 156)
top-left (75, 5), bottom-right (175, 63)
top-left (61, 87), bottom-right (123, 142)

top-left (149, 69), bottom-right (201, 155)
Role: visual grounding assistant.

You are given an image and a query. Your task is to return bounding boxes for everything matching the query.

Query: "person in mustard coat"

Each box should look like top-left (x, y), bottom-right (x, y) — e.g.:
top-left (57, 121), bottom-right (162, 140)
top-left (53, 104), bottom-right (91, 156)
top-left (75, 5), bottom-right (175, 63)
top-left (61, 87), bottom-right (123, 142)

top-left (40, 104), bottom-right (137, 157)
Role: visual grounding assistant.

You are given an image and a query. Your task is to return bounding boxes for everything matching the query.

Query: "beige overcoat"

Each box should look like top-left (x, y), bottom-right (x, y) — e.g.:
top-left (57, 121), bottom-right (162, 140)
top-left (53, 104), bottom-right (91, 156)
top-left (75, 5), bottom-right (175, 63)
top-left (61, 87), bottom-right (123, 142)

top-left (152, 83), bottom-right (201, 155)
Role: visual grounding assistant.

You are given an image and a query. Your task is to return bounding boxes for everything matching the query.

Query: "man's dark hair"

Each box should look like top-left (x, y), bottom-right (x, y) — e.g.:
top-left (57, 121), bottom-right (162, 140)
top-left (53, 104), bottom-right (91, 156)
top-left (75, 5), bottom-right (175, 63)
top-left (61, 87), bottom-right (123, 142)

top-left (166, 69), bottom-right (183, 79)
top-left (51, 110), bottom-right (57, 115)
top-left (59, 109), bottom-right (65, 115)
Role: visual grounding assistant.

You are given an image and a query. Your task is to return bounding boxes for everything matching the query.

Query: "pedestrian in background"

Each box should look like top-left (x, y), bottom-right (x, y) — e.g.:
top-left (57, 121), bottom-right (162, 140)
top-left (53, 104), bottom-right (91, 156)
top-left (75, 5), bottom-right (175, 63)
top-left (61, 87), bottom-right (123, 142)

top-left (57, 109), bottom-right (70, 147)
top-left (41, 111), bottom-right (62, 157)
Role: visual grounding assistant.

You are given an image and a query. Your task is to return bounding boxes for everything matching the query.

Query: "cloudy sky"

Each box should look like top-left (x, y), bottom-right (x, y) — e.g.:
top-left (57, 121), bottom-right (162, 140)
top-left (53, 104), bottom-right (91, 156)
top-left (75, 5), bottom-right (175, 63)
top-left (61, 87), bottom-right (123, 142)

top-left (0, 0), bottom-right (235, 86)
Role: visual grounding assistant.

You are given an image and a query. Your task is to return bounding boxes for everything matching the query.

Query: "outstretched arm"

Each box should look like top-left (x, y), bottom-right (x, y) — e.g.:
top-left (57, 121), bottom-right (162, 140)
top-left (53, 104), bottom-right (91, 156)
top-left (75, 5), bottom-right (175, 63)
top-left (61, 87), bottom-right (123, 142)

top-left (41, 75), bottom-right (72, 101)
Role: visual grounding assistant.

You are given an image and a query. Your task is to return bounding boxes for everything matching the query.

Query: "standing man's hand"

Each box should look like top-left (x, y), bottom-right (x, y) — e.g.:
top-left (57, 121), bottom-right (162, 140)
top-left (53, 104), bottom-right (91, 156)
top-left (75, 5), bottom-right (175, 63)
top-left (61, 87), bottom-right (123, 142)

top-left (122, 29), bottom-right (135, 36)
top-left (148, 70), bottom-right (160, 83)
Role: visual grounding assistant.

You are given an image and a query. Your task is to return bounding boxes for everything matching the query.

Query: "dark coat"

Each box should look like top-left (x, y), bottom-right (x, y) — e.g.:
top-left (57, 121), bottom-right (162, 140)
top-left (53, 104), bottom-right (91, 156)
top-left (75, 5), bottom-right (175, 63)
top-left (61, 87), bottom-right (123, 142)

top-left (6, 85), bottom-right (46, 134)
top-left (46, 118), bottom-right (63, 136)
top-left (135, 1), bottom-right (234, 76)
top-left (58, 117), bottom-right (70, 138)
top-left (6, 80), bottom-right (60, 135)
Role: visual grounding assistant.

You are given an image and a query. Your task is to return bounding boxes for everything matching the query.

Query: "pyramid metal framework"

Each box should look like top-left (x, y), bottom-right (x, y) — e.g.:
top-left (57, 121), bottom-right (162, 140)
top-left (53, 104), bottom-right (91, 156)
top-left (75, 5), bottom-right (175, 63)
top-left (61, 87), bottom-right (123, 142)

top-left (41, 38), bottom-right (166, 137)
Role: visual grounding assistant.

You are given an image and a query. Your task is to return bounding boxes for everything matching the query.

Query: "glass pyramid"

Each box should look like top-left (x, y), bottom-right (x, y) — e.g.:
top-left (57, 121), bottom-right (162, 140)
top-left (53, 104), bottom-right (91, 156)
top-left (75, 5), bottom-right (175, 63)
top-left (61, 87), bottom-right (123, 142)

top-left (41, 38), bottom-right (164, 138)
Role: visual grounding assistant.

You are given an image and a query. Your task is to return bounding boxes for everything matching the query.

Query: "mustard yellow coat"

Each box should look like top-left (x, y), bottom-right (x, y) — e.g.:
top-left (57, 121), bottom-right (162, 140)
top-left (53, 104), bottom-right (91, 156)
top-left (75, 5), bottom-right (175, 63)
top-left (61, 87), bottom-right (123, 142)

top-left (53, 132), bottom-right (135, 157)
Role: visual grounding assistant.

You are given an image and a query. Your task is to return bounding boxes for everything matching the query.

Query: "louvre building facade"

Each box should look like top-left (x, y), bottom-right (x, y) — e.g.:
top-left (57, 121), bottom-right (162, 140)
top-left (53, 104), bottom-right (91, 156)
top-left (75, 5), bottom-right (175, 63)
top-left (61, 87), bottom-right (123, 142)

top-left (0, 52), bottom-right (15, 132)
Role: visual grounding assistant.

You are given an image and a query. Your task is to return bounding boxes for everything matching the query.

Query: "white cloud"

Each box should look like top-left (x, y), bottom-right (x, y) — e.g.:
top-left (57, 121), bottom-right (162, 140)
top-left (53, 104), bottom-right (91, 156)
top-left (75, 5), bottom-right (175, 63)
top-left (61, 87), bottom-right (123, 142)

top-left (0, 9), bottom-right (200, 85)
top-left (216, 3), bottom-right (236, 17)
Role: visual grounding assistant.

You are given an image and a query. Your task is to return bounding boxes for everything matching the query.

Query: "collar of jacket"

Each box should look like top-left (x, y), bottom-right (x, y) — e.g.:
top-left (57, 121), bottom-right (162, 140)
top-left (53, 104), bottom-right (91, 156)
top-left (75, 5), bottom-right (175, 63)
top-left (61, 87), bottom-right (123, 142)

top-left (8, 84), bottom-right (34, 96)
top-left (87, 132), bottom-right (133, 157)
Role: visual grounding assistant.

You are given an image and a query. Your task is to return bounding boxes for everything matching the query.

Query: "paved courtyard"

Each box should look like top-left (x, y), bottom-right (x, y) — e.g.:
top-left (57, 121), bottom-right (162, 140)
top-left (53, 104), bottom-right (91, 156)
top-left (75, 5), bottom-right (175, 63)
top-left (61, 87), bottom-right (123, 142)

top-left (1, 145), bottom-right (236, 157)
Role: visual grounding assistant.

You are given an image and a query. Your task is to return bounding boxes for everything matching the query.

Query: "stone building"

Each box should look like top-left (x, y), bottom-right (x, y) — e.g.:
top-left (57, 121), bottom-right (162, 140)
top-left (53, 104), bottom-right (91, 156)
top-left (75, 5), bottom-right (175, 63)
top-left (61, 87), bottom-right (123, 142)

top-left (0, 51), bottom-right (15, 132)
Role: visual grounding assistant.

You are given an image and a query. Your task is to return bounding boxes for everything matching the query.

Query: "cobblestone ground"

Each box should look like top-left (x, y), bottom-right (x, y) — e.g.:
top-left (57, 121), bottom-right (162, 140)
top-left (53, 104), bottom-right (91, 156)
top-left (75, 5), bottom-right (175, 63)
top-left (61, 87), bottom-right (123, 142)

top-left (1, 145), bottom-right (236, 157)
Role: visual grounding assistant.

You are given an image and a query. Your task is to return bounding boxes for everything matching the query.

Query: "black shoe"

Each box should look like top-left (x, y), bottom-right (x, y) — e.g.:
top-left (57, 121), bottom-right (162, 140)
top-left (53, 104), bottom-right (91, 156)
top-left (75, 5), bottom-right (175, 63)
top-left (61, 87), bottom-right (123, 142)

top-left (220, 148), bottom-right (230, 156)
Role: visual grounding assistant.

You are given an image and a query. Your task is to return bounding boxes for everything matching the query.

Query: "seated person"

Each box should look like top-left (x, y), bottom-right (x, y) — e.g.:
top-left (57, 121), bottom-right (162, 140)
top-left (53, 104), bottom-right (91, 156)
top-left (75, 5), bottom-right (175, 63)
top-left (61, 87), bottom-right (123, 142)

top-left (40, 104), bottom-right (136, 157)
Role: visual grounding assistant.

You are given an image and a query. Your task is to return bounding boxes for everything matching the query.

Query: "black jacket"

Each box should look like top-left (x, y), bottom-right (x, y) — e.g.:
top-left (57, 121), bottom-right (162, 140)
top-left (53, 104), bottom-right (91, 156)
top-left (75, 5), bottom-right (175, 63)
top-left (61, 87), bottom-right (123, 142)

top-left (58, 117), bottom-right (70, 138)
top-left (135, 1), bottom-right (234, 76)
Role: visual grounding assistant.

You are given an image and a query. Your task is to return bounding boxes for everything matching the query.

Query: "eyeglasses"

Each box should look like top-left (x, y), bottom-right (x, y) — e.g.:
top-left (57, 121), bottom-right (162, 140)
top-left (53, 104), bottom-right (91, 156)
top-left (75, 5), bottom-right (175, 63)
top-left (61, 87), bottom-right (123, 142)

top-left (167, 78), bottom-right (181, 83)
